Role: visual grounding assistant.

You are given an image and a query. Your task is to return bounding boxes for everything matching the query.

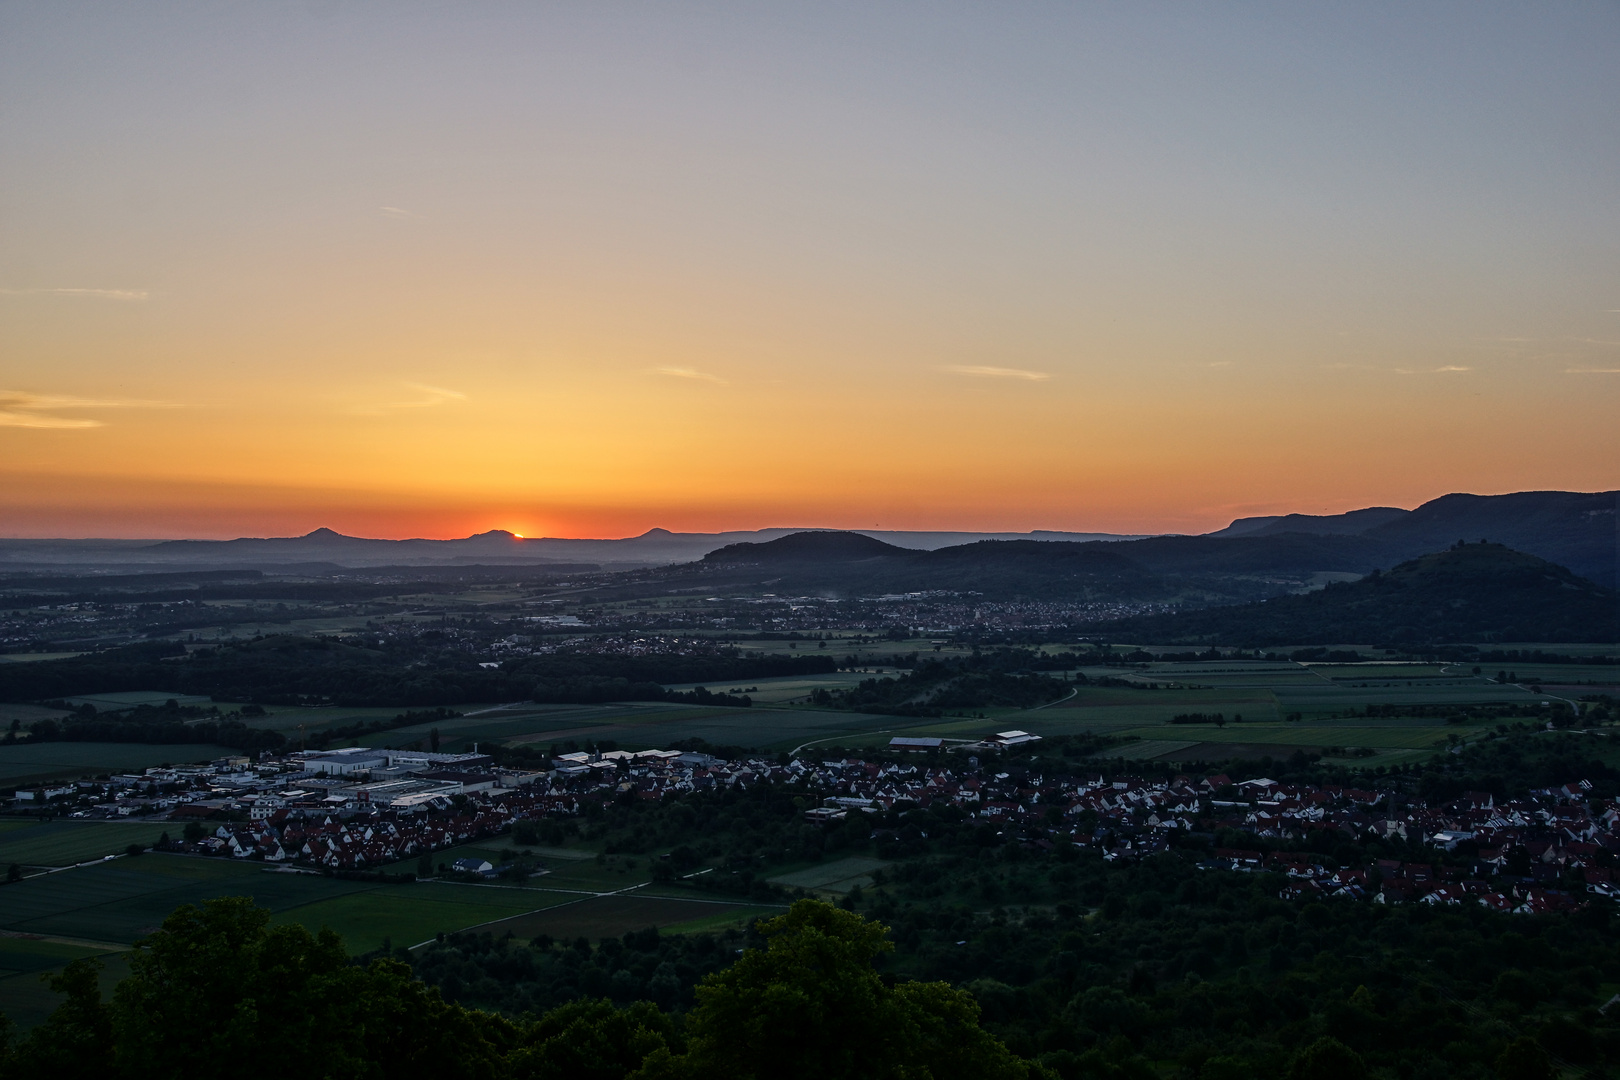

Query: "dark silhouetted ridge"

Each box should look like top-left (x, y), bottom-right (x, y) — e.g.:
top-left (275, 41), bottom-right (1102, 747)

top-left (1213, 507), bottom-right (1410, 539)
top-left (703, 531), bottom-right (912, 564)
top-left (1208, 489), bottom-right (1617, 587)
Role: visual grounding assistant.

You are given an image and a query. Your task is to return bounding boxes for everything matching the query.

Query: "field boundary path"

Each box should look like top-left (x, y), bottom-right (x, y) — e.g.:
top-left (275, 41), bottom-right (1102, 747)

top-left (407, 877), bottom-right (783, 949)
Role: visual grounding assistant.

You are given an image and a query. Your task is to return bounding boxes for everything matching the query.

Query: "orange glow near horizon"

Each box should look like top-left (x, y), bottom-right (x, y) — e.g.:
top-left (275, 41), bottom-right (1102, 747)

top-left (1, 6), bottom-right (1616, 540)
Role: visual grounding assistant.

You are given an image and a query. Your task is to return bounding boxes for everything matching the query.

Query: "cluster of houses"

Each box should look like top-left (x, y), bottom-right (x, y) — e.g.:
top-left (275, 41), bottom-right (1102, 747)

top-left (13, 742), bottom-right (1614, 912)
top-left (791, 757), bottom-right (1610, 914)
top-left (582, 594), bottom-right (1169, 634)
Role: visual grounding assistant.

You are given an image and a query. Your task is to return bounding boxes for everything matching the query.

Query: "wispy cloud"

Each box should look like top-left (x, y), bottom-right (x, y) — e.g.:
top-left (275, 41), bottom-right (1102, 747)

top-left (0, 410), bottom-right (100, 429)
top-left (649, 367), bottom-right (728, 386)
top-left (394, 383), bottom-right (466, 407)
top-left (352, 383), bottom-right (468, 414)
top-left (0, 287), bottom-right (149, 301)
top-left (1566, 368), bottom-right (1620, 374)
top-left (943, 365), bottom-right (1051, 381)
top-left (0, 390), bottom-right (173, 429)
top-left (379, 206), bottom-right (416, 218)
top-left (1394, 365), bottom-right (1472, 375)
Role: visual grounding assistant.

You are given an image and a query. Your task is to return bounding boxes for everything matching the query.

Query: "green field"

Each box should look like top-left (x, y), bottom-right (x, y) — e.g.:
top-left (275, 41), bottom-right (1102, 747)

top-left (0, 854), bottom-right (575, 952)
top-left (767, 856), bottom-right (890, 895)
top-left (387, 842), bottom-right (652, 893)
top-left (242, 703), bottom-right (461, 737)
top-left (654, 904), bottom-right (781, 936)
top-left (0, 857), bottom-right (354, 944)
top-left (0, 934), bottom-right (114, 977)
top-left (0, 821), bottom-right (183, 868)
top-left (0, 940), bottom-right (129, 1029)
top-left (225, 656), bottom-right (1614, 763)
top-left (725, 662), bottom-right (1546, 766)
top-left (279, 885), bottom-right (574, 951)
top-left (476, 892), bottom-right (778, 943)
top-left (664, 671), bottom-right (875, 705)
top-left (333, 670), bottom-right (1544, 761)
top-left (228, 653), bottom-right (1575, 761)
top-left (333, 700), bottom-right (911, 755)
top-left (0, 852), bottom-right (589, 1027)
top-left (60, 691), bottom-right (212, 711)
top-left (0, 704), bottom-right (68, 726)
top-left (0, 836), bottom-right (770, 1027)
top-left (0, 742), bottom-right (231, 786)
top-left (1477, 663), bottom-right (1619, 687)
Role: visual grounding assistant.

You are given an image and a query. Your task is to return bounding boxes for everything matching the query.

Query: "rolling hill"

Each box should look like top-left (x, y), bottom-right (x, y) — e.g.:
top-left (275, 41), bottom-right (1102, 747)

top-left (1211, 489), bottom-right (1617, 588)
top-left (1078, 542), bottom-right (1619, 646)
top-left (633, 530), bottom-right (1392, 605)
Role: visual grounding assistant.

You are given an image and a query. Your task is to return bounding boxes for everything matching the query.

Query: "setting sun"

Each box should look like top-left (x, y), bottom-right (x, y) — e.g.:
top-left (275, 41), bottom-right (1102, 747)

top-left (0, 3), bottom-right (1613, 543)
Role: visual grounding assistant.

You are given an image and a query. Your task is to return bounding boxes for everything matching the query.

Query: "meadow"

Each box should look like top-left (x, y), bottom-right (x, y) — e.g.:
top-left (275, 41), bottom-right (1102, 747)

top-left (766, 856), bottom-right (890, 895)
top-left (755, 660), bottom-right (1559, 767)
top-left (0, 820), bottom-right (184, 868)
top-left (0, 742), bottom-right (231, 787)
top-left (60, 691), bottom-right (213, 710)
top-left (349, 699), bottom-right (913, 755)
top-left (662, 671), bottom-right (875, 705)
top-left (0, 940), bottom-right (128, 1029)
top-left (0, 838), bottom-right (787, 1028)
top-left (477, 893), bottom-right (777, 943)
top-left (0, 851), bottom-right (595, 950)
top-left (296, 657), bottom-right (1564, 765)
top-left (215, 651), bottom-right (1607, 764)
top-left (0, 851), bottom-right (600, 1024)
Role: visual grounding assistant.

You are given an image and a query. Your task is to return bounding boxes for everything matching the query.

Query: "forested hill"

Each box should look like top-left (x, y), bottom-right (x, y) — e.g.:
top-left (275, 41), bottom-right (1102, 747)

top-left (1080, 542), bottom-right (1620, 646)
top-left (1208, 488), bottom-right (1617, 588)
top-left (661, 527), bottom-right (1610, 611)
top-left (703, 531), bottom-right (914, 562)
top-left (697, 533), bottom-right (1160, 600)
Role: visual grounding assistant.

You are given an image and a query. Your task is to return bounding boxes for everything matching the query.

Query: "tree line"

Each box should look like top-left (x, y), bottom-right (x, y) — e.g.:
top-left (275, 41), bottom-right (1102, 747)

top-left (0, 896), bottom-right (1039, 1080)
top-left (0, 637), bottom-right (835, 709)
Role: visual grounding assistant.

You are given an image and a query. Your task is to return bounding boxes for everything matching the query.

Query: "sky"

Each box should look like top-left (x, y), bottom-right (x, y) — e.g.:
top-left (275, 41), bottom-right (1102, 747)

top-left (2, 2), bottom-right (1617, 540)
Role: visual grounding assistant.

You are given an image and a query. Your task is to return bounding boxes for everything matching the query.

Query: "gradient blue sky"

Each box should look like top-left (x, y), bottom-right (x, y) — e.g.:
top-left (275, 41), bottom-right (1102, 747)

top-left (2, 2), bottom-right (1616, 538)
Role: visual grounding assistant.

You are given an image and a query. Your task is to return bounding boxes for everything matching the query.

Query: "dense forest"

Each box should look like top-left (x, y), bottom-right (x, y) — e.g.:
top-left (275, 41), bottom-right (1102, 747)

top-left (0, 896), bottom-right (1037, 1080)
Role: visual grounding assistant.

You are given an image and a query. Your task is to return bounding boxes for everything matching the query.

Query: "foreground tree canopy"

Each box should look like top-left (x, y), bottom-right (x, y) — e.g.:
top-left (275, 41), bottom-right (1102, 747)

top-left (0, 896), bottom-right (1041, 1080)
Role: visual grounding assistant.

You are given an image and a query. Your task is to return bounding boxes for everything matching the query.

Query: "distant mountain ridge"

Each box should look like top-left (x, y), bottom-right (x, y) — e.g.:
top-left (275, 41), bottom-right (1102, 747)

top-left (610, 530), bottom-right (1417, 608)
top-left (0, 488), bottom-right (1611, 590)
top-left (0, 526), bottom-right (1143, 573)
top-left (1215, 507), bottom-right (1411, 538)
top-left (1211, 490), bottom-right (1617, 587)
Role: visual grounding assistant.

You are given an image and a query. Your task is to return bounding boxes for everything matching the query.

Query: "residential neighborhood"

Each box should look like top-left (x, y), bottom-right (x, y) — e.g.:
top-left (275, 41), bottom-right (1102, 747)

top-left (9, 743), bottom-right (1614, 916)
